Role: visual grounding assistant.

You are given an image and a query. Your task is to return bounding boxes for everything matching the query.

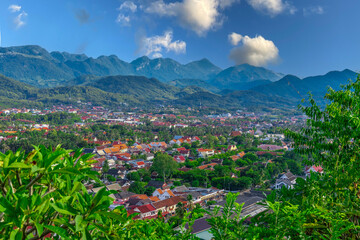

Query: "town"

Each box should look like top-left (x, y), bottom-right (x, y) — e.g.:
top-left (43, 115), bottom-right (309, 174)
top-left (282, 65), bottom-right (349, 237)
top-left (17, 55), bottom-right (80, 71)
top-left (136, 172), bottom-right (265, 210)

top-left (0, 105), bottom-right (323, 237)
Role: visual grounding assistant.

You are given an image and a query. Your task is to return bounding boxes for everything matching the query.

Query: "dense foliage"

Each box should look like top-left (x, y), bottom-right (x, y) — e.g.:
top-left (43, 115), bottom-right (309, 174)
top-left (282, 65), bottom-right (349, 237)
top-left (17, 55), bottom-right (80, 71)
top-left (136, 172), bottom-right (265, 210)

top-left (0, 145), bottom-right (200, 239)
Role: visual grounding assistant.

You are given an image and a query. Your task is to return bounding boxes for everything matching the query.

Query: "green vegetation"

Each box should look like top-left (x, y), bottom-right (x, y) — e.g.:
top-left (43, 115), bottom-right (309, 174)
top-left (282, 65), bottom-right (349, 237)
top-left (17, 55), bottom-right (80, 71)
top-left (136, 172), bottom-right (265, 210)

top-left (167, 78), bottom-right (220, 93)
top-left (0, 70), bottom-right (359, 239)
top-left (0, 145), bottom-right (199, 239)
top-left (0, 130), bottom-right (90, 153)
top-left (152, 153), bottom-right (178, 182)
top-left (9, 112), bottom-right (81, 126)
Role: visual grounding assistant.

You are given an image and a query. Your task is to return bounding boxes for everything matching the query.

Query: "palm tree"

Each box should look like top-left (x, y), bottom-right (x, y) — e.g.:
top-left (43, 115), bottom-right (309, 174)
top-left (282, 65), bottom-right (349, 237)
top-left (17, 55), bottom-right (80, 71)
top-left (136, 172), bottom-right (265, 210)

top-left (187, 194), bottom-right (193, 210)
top-left (175, 202), bottom-right (185, 219)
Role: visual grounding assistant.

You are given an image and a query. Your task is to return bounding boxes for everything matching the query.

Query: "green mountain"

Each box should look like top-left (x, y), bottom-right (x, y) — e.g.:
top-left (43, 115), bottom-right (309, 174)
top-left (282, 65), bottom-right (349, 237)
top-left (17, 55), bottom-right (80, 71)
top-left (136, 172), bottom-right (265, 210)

top-left (173, 90), bottom-right (294, 110)
top-left (208, 64), bottom-right (283, 90)
top-left (183, 58), bottom-right (222, 80)
top-left (0, 46), bottom-right (75, 87)
top-left (85, 75), bottom-right (179, 100)
top-left (130, 57), bottom-right (221, 82)
top-left (0, 74), bottom-right (131, 108)
top-left (167, 78), bottom-right (220, 93)
top-left (252, 69), bottom-right (358, 102)
top-left (0, 45), bottom-right (222, 87)
top-left (0, 74), bottom-right (210, 108)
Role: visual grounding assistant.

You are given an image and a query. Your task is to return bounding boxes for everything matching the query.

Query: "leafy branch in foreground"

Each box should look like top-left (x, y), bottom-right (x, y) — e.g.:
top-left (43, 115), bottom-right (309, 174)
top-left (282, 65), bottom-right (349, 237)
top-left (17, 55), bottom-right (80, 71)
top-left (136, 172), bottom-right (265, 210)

top-left (247, 76), bottom-right (360, 239)
top-left (207, 192), bottom-right (248, 240)
top-left (0, 145), bottom-right (198, 239)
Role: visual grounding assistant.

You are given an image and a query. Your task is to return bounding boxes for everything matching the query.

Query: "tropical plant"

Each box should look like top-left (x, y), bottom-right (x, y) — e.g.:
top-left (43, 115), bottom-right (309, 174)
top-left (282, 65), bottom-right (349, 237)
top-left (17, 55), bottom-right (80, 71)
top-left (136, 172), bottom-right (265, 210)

top-left (248, 76), bottom-right (360, 239)
top-left (0, 145), bottom-right (199, 239)
top-left (207, 192), bottom-right (248, 240)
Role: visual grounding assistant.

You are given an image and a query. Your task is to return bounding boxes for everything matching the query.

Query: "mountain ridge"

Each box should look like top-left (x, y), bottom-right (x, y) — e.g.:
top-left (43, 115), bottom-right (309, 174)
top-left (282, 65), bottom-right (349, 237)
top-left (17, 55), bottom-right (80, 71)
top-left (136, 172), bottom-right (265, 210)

top-left (0, 45), bottom-right (223, 87)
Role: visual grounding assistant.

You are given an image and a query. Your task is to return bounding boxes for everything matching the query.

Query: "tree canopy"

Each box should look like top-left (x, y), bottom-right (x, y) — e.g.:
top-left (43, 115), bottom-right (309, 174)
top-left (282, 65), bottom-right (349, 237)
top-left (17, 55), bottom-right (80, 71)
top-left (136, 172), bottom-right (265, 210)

top-left (151, 153), bottom-right (178, 182)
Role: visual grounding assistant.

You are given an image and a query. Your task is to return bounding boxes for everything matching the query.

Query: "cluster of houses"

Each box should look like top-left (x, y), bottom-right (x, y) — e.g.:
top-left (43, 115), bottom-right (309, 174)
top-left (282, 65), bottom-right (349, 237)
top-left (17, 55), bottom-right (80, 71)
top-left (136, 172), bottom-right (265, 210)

top-left (274, 165), bottom-right (324, 189)
top-left (87, 181), bottom-right (224, 220)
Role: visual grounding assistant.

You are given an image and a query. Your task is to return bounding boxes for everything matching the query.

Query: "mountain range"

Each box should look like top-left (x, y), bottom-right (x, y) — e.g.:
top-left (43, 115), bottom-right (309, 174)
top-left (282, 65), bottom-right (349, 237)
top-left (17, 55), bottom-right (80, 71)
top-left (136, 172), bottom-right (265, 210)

top-left (0, 45), bottom-right (221, 87)
top-left (0, 45), bottom-right (281, 91)
top-left (0, 45), bottom-right (358, 111)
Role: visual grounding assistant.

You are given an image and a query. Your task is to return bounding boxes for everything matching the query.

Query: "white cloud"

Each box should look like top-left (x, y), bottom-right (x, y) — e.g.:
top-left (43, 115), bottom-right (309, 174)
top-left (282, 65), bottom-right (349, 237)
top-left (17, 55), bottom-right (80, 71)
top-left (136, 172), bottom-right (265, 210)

top-left (14, 11), bottom-right (28, 29)
top-left (8, 4), bottom-right (21, 13)
top-left (118, 1), bottom-right (138, 13)
top-left (116, 1), bottom-right (138, 26)
top-left (8, 5), bottom-right (27, 29)
top-left (145, 0), bottom-right (180, 16)
top-left (303, 6), bottom-right (324, 16)
top-left (140, 31), bottom-right (186, 58)
top-left (247, 0), bottom-right (295, 16)
top-left (145, 0), bottom-right (239, 36)
top-left (116, 14), bottom-right (131, 26)
top-left (228, 32), bottom-right (243, 46)
top-left (229, 33), bottom-right (279, 66)
top-left (152, 52), bottom-right (163, 58)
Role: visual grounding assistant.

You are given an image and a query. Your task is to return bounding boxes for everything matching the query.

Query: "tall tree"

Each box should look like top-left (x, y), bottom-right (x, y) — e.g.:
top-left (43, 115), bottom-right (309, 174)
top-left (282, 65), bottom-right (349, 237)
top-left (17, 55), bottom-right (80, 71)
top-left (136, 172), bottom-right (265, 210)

top-left (152, 153), bottom-right (178, 182)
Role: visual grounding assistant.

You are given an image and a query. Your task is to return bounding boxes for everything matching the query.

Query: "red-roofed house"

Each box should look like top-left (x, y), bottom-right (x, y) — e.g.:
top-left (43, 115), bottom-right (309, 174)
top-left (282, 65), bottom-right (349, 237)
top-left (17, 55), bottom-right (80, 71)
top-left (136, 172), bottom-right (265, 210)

top-left (174, 155), bottom-right (186, 163)
top-left (197, 163), bottom-right (217, 170)
top-left (152, 188), bottom-right (176, 200)
top-left (128, 204), bottom-right (157, 219)
top-left (305, 165), bottom-right (323, 177)
top-left (197, 148), bottom-right (215, 158)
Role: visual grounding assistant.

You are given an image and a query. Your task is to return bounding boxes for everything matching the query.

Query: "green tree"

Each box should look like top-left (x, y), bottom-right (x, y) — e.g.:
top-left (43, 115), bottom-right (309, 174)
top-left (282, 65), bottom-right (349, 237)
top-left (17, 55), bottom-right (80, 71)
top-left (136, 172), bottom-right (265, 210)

top-left (286, 159), bottom-right (302, 176)
top-left (144, 186), bottom-right (156, 196)
top-left (152, 153), bottom-right (178, 182)
top-left (242, 153), bottom-right (258, 163)
top-left (247, 76), bottom-right (360, 239)
top-left (128, 181), bottom-right (145, 194)
top-left (127, 171), bottom-right (141, 181)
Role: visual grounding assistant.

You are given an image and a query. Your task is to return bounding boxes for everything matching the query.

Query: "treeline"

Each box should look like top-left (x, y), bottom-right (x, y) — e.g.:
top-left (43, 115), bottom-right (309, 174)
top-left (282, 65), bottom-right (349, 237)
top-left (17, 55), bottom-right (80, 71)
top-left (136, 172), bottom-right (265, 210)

top-left (8, 112), bottom-right (81, 125)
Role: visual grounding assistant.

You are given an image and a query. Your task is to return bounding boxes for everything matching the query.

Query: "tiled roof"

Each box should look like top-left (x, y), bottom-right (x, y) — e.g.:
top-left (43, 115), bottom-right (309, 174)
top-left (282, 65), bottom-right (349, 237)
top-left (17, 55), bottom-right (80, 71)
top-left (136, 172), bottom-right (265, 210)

top-left (149, 196), bottom-right (160, 202)
top-left (153, 196), bottom-right (183, 209)
top-left (197, 163), bottom-right (217, 170)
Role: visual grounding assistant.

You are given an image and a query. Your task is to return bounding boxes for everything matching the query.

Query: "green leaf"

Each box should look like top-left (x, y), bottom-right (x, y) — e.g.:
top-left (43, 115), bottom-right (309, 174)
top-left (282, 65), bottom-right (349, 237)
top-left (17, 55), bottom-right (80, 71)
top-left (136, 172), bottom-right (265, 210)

top-left (44, 225), bottom-right (70, 239)
top-left (91, 187), bottom-right (107, 208)
top-left (82, 228), bottom-right (92, 240)
top-left (35, 223), bottom-right (44, 236)
top-left (9, 229), bottom-right (22, 240)
top-left (6, 162), bottom-right (31, 169)
top-left (0, 197), bottom-right (16, 214)
top-left (52, 168), bottom-right (82, 175)
top-left (71, 182), bottom-right (83, 195)
top-left (75, 215), bottom-right (83, 232)
top-left (50, 203), bottom-right (76, 216)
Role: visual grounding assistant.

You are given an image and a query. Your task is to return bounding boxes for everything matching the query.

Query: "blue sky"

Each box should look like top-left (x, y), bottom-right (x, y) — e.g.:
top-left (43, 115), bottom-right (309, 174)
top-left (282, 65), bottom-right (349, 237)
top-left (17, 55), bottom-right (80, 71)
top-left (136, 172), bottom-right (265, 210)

top-left (0, 0), bottom-right (359, 77)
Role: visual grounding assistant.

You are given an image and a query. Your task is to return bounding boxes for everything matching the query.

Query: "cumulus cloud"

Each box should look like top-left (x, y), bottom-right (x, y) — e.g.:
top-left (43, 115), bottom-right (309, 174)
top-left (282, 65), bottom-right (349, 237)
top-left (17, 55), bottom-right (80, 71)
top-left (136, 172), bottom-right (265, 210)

top-left (116, 1), bottom-right (138, 26)
top-left (247, 0), bottom-right (296, 16)
top-left (228, 33), bottom-right (279, 66)
top-left (8, 4), bottom-right (27, 29)
top-left (228, 32), bottom-right (243, 46)
top-left (152, 52), bottom-right (163, 58)
top-left (118, 1), bottom-right (138, 13)
top-left (145, 0), bottom-right (180, 16)
top-left (145, 0), bottom-right (238, 36)
top-left (139, 30), bottom-right (186, 58)
top-left (303, 6), bottom-right (324, 16)
top-left (116, 14), bottom-right (131, 26)
top-left (8, 5), bottom-right (21, 13)
top-left (75, 9), bottom-right (90, 24)
top-left (14, 11), bottom-right (28, 29)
